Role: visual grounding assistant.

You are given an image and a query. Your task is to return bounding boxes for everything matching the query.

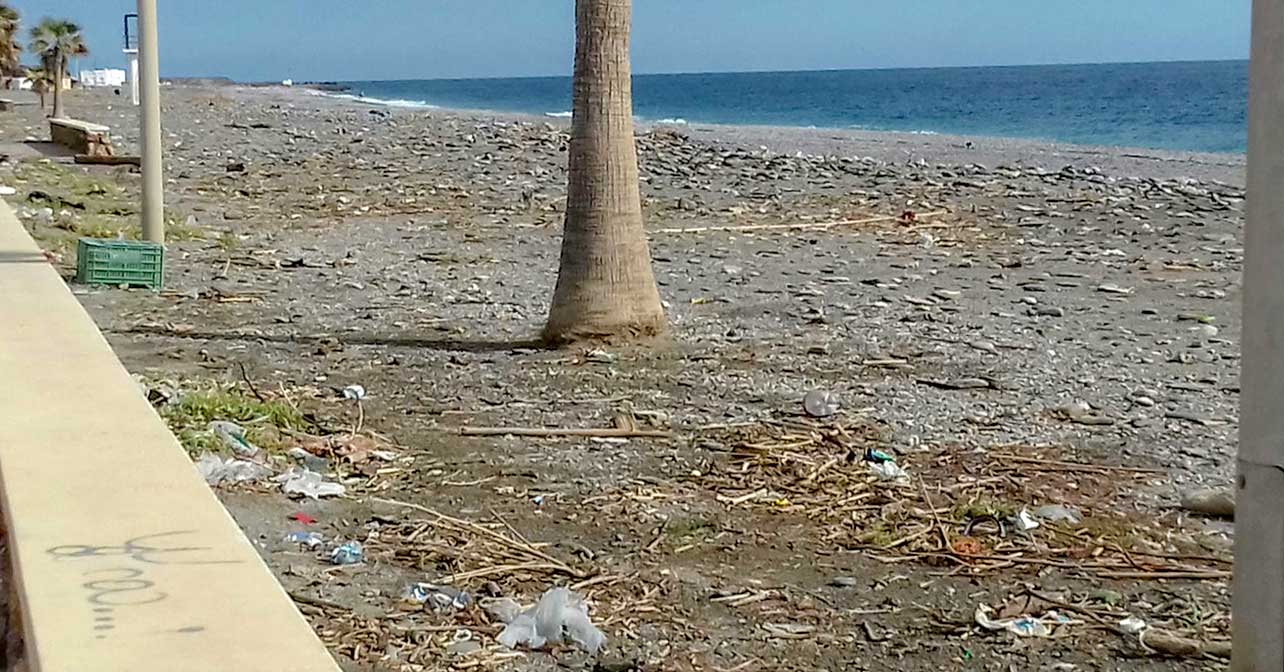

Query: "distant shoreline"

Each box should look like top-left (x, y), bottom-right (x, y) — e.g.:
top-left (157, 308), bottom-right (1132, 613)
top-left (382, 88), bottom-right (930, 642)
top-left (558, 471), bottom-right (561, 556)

top-left (272, 84), bottom-right (1244, 186)
top-left (283, 60), bottom-right (1246, 156)
top-left (282, 57), bottom-right (1248, 85)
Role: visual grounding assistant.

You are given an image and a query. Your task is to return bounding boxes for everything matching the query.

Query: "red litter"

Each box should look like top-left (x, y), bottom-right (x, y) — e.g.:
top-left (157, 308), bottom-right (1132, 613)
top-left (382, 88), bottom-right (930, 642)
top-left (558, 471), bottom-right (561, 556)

top-left (289, 512), bottom-right (317, 525)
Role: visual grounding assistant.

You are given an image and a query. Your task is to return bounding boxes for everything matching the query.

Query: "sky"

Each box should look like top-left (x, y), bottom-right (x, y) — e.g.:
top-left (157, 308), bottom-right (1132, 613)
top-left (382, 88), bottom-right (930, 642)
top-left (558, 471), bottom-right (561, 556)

top-left (14, 1), bottom-right (1251, 82)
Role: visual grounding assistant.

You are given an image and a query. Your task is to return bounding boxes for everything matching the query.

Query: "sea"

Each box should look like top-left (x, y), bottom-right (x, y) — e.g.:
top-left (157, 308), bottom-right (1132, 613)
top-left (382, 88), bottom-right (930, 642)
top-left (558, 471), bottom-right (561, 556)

top-left (335, 60), bottom-right (1248, 154)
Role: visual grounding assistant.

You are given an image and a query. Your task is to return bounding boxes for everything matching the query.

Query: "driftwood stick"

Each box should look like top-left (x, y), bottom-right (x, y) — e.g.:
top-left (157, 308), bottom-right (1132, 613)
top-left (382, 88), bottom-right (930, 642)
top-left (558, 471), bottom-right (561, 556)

top-left (368, 496), bottom-right (583, 576)
top-left (459, 426), bottom-right (673, 439)
top-left (1094, 570), bottom-right (1231, 580)
top-left (655, 210), bottom-right (947, 235)
top-left (441, 562), bottom-right (572, 583)
top-left (989, 453), bottom-right (1166, 475)
top-left (74, 154), bottom-right (140, 166)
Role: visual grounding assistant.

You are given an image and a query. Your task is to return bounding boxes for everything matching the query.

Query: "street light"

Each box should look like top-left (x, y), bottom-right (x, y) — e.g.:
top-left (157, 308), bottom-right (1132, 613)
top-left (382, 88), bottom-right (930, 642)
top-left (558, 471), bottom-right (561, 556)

top-left (1235, 0), bottom-right (1284, 669)
top-left (137, 0), bottom-right (163, 244)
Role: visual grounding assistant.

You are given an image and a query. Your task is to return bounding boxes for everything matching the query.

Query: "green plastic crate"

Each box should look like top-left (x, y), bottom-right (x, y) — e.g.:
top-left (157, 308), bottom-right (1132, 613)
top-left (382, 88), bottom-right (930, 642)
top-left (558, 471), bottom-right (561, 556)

top-left (75, 239), bottom-right (164, 290)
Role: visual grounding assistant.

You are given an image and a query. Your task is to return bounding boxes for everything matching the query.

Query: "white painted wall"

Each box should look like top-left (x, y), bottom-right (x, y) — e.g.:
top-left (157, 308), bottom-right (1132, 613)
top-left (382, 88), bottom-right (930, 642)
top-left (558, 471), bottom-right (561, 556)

top-left (80, 68), bottom-right (127, 88)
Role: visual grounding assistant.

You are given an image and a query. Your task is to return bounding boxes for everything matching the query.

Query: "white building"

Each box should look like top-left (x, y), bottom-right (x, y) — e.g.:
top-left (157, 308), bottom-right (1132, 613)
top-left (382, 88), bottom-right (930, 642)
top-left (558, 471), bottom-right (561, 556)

top-left (80, 68), bottom-right (127, 88)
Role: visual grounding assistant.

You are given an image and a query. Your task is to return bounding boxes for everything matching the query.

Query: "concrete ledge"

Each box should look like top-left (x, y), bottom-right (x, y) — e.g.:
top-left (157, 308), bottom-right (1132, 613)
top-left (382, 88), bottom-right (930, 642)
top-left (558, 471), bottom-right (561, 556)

top-left (0, 203), bottom-right (339, 670)
top-left (48, 118), bottom-right (114, 157)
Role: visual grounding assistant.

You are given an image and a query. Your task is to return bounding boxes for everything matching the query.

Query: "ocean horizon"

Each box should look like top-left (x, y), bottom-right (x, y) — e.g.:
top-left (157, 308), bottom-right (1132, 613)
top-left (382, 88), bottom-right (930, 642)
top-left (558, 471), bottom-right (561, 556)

top-left (330, 60), bottom-right (1248, 154)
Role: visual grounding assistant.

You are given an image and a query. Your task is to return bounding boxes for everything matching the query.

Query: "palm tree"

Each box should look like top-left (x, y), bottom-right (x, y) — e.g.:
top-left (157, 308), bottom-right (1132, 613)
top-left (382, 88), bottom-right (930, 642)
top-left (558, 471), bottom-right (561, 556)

top-left (26, 65), bottom-right (50, 110)
top-left (543, 0), bottom-right (666, 344)
top-left (0, 4), bottom-right (20, 88)
top-left (29, 18), bottom-right (87, 118)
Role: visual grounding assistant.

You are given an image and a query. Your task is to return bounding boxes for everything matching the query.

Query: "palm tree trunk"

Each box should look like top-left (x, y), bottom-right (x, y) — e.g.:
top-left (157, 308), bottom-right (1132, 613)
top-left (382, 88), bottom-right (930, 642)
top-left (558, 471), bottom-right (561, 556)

top-left (51, 55), bottom-right (65, 118)
top-left (544, 0), bottom-right (666, 344)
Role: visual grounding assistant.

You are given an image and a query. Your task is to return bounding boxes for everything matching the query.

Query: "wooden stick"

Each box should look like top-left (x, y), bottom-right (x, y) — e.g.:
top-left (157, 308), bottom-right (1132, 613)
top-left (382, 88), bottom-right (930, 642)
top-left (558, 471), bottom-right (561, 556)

top-left (989, 453), bottom-right (1166, 475)
top-left (917, 477), bottom-right (954, 554)
top-left (441, 562), bottom-right (571, 583)
top-left (1123, 549), bottom-right (1233, 566)
top-left (396, 623), bottom-right (502, 634)
top-left (490, 508), bottom-right (538, 549)
top-left (1022, 588), bottom-right (1124, 624)
top-left (74, 154), bottom-right (141, 166)
top-left (568, 574), bottom-right (625, 594)
top-left (655, 210), bottom-right (947, 235)
top-left (458, 425), bottom-right (673, 439)
top-left (1094, 570), bottom-right (1231, 580)
top-left (288, 591), bottom-right (348, 612)
top-left (880, 524), bottom-right (935, 550)
top-left (236, 361), bottom-right (267, 403)
top-left (716, 488), bottom-right (767, 506)
top-left (914, 552), bottom-right (1091, 569)
top-left (369, 496), bottom-right (583, 576)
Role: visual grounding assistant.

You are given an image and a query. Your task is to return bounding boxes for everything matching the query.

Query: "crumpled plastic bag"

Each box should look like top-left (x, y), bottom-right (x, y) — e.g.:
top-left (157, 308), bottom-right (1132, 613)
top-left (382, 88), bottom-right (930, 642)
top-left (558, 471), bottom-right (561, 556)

top-left (209, 420), bottom-right (262, 458)
top-left (495, 588), bottom-right (606, 654)
top-left (869, 460), bottom-right (909, 485)
top-left (194, 452), bottom-right (272, 485)
top-left (276, 468), bottom-right (346, 499)
top-left (404, 582), bottom-right (472, 610)
top-left (974, 604), bottom-right (1073, 638)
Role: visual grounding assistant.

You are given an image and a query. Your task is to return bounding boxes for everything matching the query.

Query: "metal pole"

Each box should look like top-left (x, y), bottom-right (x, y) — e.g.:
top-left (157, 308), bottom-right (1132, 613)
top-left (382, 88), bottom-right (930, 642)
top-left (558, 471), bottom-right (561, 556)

top-left (1236, 0), bottom-right (1284, 669)
top-left (130, 55), bottom-right (139, 106)
top-left (137, 0), bottom-right (163, 244)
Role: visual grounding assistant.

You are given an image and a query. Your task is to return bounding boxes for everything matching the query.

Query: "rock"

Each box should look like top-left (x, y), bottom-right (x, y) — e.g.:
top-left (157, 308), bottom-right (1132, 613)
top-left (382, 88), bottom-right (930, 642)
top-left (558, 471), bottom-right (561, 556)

top-left (1180, 488), bottom-right (1234, 518)
top-left (1033, 306), bottom-right (1065, 318)
top-left (829, 576), bottom-right (858, 588)
top-left (803, 390), bottom-right (840, 418)
top-left (1032, 504), bottom-right (1082, 524)
top-left (968, 339), bottom-right (999, 355)
top-left (1052, 401), bottom-right (1114, 426)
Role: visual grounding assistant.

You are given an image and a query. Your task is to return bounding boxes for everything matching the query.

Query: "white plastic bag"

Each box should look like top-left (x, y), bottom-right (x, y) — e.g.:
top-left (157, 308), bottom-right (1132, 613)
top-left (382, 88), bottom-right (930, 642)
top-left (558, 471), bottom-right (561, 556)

top-left (276, 468), bottom-right (346, 499)
top-left (496, 587), bottom-right (606, 654)
top-left (195, 452), bottom-right (271, 485)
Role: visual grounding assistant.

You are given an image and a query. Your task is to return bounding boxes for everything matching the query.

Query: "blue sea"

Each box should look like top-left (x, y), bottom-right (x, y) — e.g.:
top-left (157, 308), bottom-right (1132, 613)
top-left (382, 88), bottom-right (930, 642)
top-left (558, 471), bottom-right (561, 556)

top-left (338, 60), bottom-right (1248, 154)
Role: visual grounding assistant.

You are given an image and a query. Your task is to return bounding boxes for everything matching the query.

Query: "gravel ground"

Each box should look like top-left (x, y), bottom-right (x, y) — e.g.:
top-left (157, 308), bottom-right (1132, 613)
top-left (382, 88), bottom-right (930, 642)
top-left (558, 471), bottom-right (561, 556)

top-left (0, 84), bottom-right (1240, 671)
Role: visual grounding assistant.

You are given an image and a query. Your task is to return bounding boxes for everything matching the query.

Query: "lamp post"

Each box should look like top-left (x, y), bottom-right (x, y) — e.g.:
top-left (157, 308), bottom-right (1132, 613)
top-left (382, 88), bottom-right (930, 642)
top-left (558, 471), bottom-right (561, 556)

top-left (1235, 0), bottom-right (1284, 668)
top-left (137, 0), bottom-right (163, 244)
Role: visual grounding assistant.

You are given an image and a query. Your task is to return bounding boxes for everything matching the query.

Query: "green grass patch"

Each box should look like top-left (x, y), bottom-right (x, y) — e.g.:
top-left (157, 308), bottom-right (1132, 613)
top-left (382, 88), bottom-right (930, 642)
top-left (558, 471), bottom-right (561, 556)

top-left (952, 496), bottom-right (1017, 521)
top-left (71, 216), bottom-right (129, 240)
top-left (665, 515), bottom-right (718, 539)
top-left (159, 381), bottom-right (307, 455)
top-left (7, 160), bottom-right (204, 261)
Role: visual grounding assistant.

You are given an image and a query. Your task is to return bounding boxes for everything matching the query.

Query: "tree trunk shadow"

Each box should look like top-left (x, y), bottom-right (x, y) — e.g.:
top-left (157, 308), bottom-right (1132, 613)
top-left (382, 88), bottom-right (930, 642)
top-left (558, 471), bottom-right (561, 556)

top-left (114, 325), bottom-right (548, 353)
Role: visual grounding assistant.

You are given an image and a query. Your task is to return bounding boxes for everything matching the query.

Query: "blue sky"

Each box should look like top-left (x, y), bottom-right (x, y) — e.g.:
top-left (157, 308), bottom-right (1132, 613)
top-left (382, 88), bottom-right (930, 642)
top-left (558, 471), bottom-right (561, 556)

top-left (14, 1), bottom-right (1250, 82)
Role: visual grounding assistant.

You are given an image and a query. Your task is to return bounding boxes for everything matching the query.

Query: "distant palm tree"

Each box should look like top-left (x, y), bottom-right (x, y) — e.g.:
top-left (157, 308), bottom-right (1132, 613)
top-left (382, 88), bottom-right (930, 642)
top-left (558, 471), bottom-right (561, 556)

top-left (0, 4), bottom-right (20, 88)
top-left (27, 65), bottom-right (50, 110)
top-left (29, 17), bottom-right (87, 118)
top-left (543, 0), bottom-right (666, 343)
